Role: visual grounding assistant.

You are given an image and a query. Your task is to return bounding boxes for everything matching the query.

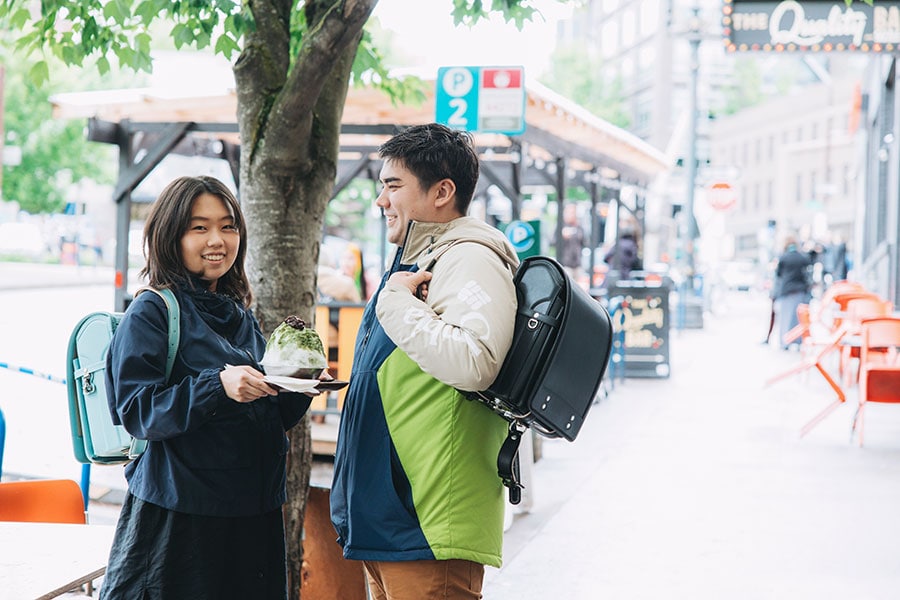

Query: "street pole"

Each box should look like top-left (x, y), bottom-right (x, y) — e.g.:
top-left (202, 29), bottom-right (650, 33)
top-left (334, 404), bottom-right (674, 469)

top-left (676, 5), bottom-right (703, 330)
top-left (685, 6), bottom-right (701, 287)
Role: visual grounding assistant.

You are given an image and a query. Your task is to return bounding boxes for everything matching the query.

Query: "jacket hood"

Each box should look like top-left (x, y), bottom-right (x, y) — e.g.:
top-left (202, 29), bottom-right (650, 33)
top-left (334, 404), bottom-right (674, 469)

top-left (396, 217), bottom-right (519, 272)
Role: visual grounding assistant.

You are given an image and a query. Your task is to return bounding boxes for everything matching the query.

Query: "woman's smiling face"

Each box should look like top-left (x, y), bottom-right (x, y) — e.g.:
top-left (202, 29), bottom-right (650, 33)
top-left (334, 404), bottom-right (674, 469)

top-left (180, 193), bottom-right (240, 290)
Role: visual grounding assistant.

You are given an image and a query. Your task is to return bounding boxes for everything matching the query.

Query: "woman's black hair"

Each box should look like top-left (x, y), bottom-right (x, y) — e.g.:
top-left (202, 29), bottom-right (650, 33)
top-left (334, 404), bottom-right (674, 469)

top-left (140, 176), bottom-right (253, 307)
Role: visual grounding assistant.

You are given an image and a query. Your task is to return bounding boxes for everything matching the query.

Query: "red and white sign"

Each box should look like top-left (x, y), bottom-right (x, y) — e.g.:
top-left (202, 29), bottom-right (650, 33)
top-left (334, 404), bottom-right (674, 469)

top-left (706, 181), bottom-right (737, 211)
top-left (481, 68), bottom-right (523, 89)
top-left (478, 67), bottom-right (525, 133)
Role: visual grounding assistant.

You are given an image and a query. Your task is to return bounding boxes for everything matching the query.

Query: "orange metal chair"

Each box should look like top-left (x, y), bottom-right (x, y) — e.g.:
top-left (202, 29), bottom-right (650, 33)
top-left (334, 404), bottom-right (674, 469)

top-left (0, 479), bottom-right (86, 524)
top-left (853, 317), bottom-right (900, 447)
top-left (839, 296), bottom-right (894, 386)
top-left (827, 290), bottom-right (883, 332)
top-left (808, 282), bottom-right (867, 332)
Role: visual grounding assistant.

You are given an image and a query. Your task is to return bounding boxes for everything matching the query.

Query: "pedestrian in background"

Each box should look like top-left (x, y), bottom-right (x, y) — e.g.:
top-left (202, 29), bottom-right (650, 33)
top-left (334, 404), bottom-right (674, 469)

top-left (773, 234), bottom-right (813, 350)
top-left (823, 232), bottom-right (849, 285)
top-left (604, 227), bottom-right (641, 283)
top-left (559, 202), bottom-right (586, 280)
top-left (100, 176), bottom-right (315, 600)
top-left (330, 123), bottom-right (519, 600)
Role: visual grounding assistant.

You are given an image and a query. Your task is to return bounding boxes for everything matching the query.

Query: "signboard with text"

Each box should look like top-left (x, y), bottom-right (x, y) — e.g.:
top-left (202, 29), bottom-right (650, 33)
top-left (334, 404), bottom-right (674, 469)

top-left (435, 66), bottom-right (526, 134)
top-left (724, 0), bottom-right (900, 52)
top-left (607, 282), bottom-right (670, 378)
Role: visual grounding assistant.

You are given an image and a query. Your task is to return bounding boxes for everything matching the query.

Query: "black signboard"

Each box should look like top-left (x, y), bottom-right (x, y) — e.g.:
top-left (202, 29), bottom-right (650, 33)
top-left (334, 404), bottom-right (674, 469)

top-left (607, 282), bottom-right (670, 378)
top-left (724, 0), bottom-right (900, 52)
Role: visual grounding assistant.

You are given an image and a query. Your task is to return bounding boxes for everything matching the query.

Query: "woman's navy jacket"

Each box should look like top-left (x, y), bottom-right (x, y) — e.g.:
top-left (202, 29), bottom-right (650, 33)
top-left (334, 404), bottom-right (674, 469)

top-left (105, 287), bottom-right (311, 517)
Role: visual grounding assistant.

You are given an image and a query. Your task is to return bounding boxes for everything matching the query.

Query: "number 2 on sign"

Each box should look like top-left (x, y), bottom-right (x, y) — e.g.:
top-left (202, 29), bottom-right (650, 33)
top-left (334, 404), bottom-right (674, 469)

top-left (448, 98), bottom-right (468, 127)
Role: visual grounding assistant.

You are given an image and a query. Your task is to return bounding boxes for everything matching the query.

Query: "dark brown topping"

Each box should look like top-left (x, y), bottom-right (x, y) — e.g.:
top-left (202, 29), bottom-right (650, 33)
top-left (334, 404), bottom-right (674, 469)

top-left (283, 315), bottom-right (306, 330)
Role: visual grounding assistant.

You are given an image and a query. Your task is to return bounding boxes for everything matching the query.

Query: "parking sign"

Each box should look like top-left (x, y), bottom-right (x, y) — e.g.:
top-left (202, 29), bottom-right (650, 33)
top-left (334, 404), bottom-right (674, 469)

top-left (436, 66), bottom-right (525, 135)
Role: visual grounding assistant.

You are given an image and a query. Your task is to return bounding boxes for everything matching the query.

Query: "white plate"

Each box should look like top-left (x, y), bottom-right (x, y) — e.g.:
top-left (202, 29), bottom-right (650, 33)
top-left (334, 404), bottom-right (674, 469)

top-left (263, 375), bottom-right (321, 393)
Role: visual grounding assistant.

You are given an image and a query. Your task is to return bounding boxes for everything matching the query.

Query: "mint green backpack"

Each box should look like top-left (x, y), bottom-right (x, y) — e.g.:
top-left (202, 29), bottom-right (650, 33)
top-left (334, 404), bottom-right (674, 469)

top-left (66, 288), bottom-right (180, 465)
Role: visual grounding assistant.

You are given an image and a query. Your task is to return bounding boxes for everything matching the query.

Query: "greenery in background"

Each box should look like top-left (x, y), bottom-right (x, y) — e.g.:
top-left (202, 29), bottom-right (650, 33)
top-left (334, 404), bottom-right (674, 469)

top-left (721, 57), bottom-right (764, 116)
top-left (540, 42), bottom-right (630, 129)
top-left (720, 56), bottom-right (826, 117)
top-left (325, 179), bottom-right (380, 245)
top-left (0, 52), bottom-right (146, 214)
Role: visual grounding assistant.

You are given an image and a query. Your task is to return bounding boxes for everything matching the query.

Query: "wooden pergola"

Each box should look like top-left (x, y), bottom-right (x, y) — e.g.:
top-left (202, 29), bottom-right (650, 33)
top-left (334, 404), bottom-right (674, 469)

top-left (51, 78), bottom-right (669, 310)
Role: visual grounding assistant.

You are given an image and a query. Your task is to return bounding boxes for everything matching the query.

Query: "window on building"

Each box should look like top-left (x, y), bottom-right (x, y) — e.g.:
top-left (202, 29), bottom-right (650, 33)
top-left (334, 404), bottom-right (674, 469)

top-left (622, 55), bottom-right (635, 82)
top-left (621, 7), bottom-right (636, 47)
top-left (767, 180), bottom-right (774, 209)
top-left (601, 20), bottom-right (617, 59)
top-left (640, 0), bottom-right (660, 36)
top-left (602, 0), bottom-right (620, 13)
top-left (796, 173), bottom-right (803, 203)
top-left (637, 44), bottom-right (653, 71)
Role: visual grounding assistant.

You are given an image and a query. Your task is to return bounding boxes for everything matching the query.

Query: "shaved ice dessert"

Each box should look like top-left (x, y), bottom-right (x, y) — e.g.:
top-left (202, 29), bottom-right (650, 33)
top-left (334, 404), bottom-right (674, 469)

top-left (261, 315), bottom-right (327, 378)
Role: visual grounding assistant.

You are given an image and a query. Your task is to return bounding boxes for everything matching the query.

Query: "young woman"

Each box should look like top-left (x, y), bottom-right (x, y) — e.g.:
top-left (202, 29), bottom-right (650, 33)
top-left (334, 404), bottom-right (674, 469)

top-left (100, 176), bottom-right (313, 600)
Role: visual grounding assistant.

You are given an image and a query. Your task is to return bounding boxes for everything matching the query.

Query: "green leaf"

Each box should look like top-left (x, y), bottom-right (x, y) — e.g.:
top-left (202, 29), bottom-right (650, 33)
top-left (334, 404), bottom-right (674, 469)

top-left (135, 32), bottom-right (152, 55)
top-left (102, 0), bottom-right (126, 25)
top-left (134, 48), bottom-right (153, 73)
top-left (214, 32), bottom-right (240, 58)
top-left (27, 60), bottom-right (49, 87)
top-left (172, 23), bottom-right (194, 48)
top-left (60, 44), bottom-right (85, 67)
top-left (134, 0), bottom-right (158, 23)
top-left (114, 45), bottom-right (135, 68)
top-left (9, 8), bottom-right (29, 30)
top-left (195, 31), bottom-right (210, 49)
top-left (96, 55), bottom-right (111, 75)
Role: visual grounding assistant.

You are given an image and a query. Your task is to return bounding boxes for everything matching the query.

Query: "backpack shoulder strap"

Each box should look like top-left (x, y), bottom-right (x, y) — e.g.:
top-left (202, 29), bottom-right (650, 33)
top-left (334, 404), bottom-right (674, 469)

top-left (135, 287), bottom-right (181, 379)
top-left (424, 238), bottom-right (516, 275)
top-left (128, 287), bottom-right (180, 459)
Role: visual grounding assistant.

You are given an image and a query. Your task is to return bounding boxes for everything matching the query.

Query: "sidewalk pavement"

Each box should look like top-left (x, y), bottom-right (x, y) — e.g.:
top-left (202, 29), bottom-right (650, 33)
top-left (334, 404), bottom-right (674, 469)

top-left (486, 290), bottom-right (900, 600)
top-left (7, 266), bottom-right (900, 598)
top-left (0, 262), bottom-right (118, 290)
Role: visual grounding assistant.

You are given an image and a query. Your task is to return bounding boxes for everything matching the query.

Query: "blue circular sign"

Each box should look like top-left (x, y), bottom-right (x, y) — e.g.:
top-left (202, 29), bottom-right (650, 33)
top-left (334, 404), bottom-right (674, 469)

top-left (506, 220), bottom-right (536, 253)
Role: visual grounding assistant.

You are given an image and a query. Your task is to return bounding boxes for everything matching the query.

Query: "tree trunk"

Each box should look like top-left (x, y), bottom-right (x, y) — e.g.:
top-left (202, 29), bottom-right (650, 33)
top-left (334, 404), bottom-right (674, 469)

top-left (233, 2), bottom-right (375, 598)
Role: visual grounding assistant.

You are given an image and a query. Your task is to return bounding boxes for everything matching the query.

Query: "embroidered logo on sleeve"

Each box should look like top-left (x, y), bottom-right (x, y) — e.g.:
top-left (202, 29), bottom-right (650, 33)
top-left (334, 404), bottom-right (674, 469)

top-left (458, 280), bottom-right (492, 309)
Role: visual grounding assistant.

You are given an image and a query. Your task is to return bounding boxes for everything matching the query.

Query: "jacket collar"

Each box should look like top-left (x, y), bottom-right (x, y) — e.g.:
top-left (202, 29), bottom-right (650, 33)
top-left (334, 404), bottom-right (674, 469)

top-left (396, 220), bottom-right (458, 266)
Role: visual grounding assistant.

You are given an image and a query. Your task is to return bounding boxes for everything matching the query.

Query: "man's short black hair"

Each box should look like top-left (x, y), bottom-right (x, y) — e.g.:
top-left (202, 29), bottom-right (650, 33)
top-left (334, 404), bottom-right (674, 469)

top-left (378, 123), bottom-right (479, 215)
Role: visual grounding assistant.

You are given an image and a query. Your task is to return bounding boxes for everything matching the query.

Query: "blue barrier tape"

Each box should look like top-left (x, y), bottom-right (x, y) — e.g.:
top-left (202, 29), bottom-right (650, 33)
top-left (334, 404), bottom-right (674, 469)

top-left (0, 362), bottom-right (91, 508)
top-left (0, 361), bottom-right (67, 385)
top-left (0, 407), bottom-right (5, 481)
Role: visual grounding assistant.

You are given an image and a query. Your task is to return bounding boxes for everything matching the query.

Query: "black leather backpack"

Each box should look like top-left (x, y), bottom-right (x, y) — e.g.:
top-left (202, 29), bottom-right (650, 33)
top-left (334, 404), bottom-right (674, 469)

top-left (466, 255), bottom-right (614, 503)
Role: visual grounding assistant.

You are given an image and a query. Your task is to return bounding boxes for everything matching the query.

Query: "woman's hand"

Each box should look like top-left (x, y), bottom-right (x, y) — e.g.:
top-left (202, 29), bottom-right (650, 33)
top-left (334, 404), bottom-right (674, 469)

top-left (220, 364), bottom-right (279, 403)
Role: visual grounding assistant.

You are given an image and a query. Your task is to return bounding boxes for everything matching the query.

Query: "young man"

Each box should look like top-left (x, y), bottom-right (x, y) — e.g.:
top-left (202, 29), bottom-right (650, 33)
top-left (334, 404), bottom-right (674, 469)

top-left (330, 123), bottom-right (519, 599)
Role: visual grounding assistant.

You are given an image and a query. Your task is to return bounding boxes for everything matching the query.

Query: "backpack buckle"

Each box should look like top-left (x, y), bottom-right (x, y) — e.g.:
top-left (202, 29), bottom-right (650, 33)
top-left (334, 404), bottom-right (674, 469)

top-left (81, 371), bottom-right (95, 395)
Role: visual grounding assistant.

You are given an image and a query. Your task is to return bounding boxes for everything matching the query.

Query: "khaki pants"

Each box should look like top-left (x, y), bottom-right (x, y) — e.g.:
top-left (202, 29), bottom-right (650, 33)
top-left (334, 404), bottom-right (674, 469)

top-left (363, 559), bottom-right (484, 600)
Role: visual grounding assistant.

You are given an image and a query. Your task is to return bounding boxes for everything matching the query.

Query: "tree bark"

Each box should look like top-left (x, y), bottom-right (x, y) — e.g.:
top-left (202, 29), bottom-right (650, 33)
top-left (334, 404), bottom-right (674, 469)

top-left (232, 1), bottom-right (376, 598)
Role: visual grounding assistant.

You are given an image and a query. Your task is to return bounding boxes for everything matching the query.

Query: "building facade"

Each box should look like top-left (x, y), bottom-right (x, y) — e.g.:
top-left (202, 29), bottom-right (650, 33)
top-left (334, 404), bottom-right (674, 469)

top-left (707, 75), bottom-right (859, 265)
top-left (860, 53), bottom-right (900, 304)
